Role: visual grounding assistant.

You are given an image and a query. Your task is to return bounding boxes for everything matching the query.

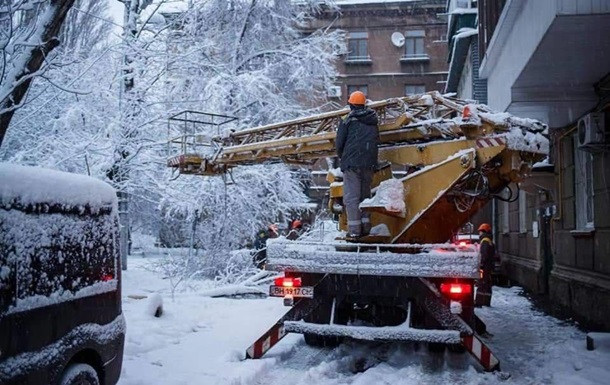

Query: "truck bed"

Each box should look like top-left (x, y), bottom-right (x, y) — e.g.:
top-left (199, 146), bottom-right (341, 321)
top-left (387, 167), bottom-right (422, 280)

top-left (266, 238), bottom-right (479, 279)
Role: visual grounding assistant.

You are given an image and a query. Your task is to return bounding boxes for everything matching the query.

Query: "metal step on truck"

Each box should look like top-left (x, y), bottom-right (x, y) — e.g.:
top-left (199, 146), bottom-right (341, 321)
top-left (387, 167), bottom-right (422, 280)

top-left (166, 91), bottom-right (549, 372)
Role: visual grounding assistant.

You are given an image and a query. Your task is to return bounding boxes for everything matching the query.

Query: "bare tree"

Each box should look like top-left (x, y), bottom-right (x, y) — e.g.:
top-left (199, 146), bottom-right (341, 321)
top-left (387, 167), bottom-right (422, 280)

top-left (59, 0), bottom-right (113, 56)
top-left (0, 0), bottom-right (77, 146)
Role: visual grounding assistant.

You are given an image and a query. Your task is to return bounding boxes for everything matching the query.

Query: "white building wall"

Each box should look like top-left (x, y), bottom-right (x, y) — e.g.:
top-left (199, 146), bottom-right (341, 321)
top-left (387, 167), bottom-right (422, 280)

top-left (480, 0), bottom-right (610, 113)
top-left (457, 47), bottom-right (474, 100)
top-left (479, 0), bottom-right (558, 111)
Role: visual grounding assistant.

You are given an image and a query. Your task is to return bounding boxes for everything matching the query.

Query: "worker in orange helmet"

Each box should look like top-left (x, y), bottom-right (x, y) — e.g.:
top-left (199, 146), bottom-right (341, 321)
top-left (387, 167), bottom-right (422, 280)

top-left (291, 219), bottom-right (302, 230)
top-left (336, 90), bottom-right (379, 238)
top-left (287, 219), bottom-right (303, 240)
top-left (252, 224), bottom-right (279, 269)
top-left (475, 223), bottom-right (495, 307)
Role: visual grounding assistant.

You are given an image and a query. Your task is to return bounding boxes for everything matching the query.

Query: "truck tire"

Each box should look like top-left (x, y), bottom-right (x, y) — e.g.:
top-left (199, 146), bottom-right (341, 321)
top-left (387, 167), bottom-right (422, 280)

top-left (60, 363), bottom-right (99, 385)
top-left (447, 343), bottom-right (466, 353)
top-left (427, 342), bottom-right (446, 353)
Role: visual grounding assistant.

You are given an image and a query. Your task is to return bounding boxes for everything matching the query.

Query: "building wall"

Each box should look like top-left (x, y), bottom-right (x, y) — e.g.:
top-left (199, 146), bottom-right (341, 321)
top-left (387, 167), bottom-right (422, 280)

top-left (456, 47), bottom-right (473, 99)
top-left (549, 107), bottom-right (610, 328)
top-left (497, 190), bottom-right (547, 294)
top-left (309, 1), bottom-right (447, 103)
top-left (495, 73), bottom-right (610, 330)
top-left (478, 0), bottom-right (610, 329)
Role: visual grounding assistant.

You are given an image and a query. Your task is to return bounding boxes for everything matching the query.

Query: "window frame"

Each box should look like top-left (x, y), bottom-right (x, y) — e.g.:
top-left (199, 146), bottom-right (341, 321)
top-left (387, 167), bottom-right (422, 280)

top-left (573, 135), bottom-right (595, 230)
top-left (405, 84), bottom-right (426, 95)
top-left (347, 32), bottom-right (369, 60)
top-left (347, 85), bottom-right (368, 99)
top-left (518, 189), bottom-right (527, 234)
top-left (404, 30), bottom-right (427, 59)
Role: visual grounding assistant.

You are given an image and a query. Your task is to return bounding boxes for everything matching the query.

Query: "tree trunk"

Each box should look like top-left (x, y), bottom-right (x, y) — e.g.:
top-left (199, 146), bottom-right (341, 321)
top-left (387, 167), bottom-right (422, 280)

top-left (113, 0), bottom-right (145, 270)
top-left (0, 0), bottom-right (77, 147)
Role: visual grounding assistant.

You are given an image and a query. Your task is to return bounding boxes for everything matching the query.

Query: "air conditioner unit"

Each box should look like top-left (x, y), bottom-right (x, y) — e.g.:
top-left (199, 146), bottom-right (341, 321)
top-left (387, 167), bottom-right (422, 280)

top-left (328, 86), bottom-right (342, 98)
top-left (578, 112), bottom-right (606, 149)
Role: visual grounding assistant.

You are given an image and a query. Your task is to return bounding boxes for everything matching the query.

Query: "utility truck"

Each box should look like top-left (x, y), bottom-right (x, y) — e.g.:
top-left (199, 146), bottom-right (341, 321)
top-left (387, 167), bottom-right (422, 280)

top-left (167, 92), bottom-right (548, 372)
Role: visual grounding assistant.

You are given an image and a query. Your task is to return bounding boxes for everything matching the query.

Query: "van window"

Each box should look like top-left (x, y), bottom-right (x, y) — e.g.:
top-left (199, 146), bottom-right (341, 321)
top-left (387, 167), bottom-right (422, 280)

top-left (0, 204), bottom-right (118, 315)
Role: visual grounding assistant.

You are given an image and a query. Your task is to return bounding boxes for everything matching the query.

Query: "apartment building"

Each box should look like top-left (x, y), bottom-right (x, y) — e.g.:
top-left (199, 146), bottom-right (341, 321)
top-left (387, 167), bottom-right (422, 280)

top-left (477, 0), bottom-right (610, 329)
top-left (308, 0), bottom-right (447, 103)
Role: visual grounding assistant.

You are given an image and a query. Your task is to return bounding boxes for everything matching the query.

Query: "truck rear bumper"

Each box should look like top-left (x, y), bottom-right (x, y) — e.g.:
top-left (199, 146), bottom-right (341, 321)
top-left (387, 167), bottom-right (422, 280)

top-left (267, 239), bottom-right (479, 279)
top-left (284, 320), bottom-right (462, 344)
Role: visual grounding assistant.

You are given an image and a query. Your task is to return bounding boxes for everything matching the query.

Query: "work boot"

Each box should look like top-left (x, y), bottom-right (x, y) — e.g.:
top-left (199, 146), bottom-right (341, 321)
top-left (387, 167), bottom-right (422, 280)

top-left (362, 223), bottom-right (371, 236)
top-left (348, 224), bottom-right (362, 238)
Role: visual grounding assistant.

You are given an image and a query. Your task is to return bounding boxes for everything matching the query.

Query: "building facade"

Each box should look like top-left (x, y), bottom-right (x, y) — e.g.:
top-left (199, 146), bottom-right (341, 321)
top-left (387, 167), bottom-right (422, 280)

top-left (478, 0), bottom-right (610, 329)
top-left (308, 0), bottom-right (448, 104)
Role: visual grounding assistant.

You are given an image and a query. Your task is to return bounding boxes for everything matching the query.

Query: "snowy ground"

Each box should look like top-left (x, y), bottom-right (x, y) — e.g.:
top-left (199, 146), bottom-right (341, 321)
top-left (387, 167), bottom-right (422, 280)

top-left (118, 256), bottom-right (610, 385)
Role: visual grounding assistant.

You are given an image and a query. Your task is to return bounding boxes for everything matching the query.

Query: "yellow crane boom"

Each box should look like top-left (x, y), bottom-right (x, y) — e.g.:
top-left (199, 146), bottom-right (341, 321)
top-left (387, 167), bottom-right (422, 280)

top-left (167, 91), bottom-right (548, 244)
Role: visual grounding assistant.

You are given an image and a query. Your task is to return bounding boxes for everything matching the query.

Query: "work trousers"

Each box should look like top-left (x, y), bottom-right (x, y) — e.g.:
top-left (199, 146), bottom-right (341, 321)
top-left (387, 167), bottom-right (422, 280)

top-left (343, 168), bottom-right (374, 236)
top-left (475, 267), bottom-right (493, 307)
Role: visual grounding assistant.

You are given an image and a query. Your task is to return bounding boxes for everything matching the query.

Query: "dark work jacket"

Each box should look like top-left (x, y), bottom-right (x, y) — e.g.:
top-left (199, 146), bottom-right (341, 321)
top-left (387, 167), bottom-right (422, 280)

top-left (336, 108), bottom-right (379, 171)
top-left (479, 234), bottom-right (496, 270)
top-left (253, 230), bottom-right (269, 250)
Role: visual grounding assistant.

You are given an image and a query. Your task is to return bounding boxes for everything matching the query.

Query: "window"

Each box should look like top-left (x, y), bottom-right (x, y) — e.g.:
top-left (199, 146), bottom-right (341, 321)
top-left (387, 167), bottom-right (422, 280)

top-left (502, 200), bottom-right (509, 234)
top-left (456, 0), bottom-right (477, 8)
top-left (519, 190), bottom-right (527, 233)
top-left (574, 136), bottom-right (594, 229)
top-left (404, 30), bottom-right (426, 59)
top-left (347, 32), bottom-right (369, 60)
top-left (347, 85), bottom-right (368, 98)
top-left (405, 85), bottom-right (425, 95)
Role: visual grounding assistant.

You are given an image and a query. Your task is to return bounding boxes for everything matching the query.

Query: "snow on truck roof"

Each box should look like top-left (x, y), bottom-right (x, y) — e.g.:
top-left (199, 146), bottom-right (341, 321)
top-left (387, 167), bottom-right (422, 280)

top-left (0, 163), bottom-right (117, 211)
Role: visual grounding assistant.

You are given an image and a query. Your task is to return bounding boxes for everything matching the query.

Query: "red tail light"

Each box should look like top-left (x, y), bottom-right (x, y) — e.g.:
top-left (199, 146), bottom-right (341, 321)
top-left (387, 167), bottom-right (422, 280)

top-left (459, 241), bottom-right (467, 246)
top-left (102, 274), bottom-right (114, 282)
top-left (274, 277), bottom-right (302, 287)
top-left (440, 283), bottom-right (472, 297)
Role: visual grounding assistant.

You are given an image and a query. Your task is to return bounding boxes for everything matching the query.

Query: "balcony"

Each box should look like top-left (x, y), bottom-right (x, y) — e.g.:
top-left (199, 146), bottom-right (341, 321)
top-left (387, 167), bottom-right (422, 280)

top-left (400, 54), bottom-right (430, 63)
top-left (479, 0), bottom-right (610, 127)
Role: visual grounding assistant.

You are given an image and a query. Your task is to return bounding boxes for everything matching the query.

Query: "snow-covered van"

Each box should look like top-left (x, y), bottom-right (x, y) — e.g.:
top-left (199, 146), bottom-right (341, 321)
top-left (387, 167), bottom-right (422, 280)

top-left (0, 164), bottom-right (125, 385)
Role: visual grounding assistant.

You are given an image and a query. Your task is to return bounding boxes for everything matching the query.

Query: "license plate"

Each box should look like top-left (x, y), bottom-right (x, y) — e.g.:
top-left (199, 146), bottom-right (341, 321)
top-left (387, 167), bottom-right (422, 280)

top-left (269, 286), bottom-right (314, 298)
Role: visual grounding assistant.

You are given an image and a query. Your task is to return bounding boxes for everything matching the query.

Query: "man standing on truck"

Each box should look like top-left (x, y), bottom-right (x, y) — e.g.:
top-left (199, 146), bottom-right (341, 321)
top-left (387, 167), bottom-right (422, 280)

top-left (336, 91), bottom-right (380, 238)
top-left (475, 223), bottom-right (495, 307)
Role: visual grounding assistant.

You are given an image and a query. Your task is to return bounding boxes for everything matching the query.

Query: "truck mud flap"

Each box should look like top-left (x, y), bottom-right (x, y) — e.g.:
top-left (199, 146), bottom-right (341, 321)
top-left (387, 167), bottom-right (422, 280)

top-left (415, 278), bottom-right (500, 372)
top-left (462, 335), bottom-right (500, 372)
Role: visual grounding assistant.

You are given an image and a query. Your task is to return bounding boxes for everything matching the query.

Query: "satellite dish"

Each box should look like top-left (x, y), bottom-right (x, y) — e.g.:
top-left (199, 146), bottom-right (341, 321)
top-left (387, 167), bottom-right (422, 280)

top-left (391, 32), bottom-right (405, 47)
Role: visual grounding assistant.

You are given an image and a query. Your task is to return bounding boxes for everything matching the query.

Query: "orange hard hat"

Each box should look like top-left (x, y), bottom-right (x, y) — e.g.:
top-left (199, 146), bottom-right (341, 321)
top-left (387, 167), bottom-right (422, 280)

top-left (292, 219), bottom-right (302, 229)
top-left (478, 223), bottom-right (492, 233)
top-left (348, 90), bottom-right (366, 105)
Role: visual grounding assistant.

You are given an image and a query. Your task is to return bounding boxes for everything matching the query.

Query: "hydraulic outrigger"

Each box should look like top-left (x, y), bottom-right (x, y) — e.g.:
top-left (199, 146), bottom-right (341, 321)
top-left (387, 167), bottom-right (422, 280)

top-left (167, 91), bottom-right (548, 372)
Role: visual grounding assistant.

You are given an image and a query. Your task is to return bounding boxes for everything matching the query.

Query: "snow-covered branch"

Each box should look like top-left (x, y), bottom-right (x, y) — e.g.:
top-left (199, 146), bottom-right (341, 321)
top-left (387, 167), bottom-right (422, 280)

top-left (0, 0), bottom-right (77, 146)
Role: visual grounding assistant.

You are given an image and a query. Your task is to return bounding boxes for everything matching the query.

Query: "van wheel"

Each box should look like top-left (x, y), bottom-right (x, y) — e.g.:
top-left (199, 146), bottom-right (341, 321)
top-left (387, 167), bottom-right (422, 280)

top-left (60, 363), bottom-right (99, 385)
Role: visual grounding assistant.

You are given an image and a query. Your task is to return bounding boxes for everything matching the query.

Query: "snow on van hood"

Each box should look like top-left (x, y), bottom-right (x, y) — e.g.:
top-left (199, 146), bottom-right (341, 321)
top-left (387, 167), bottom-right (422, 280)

top-left (0, 163), bottom-right (117, 210)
